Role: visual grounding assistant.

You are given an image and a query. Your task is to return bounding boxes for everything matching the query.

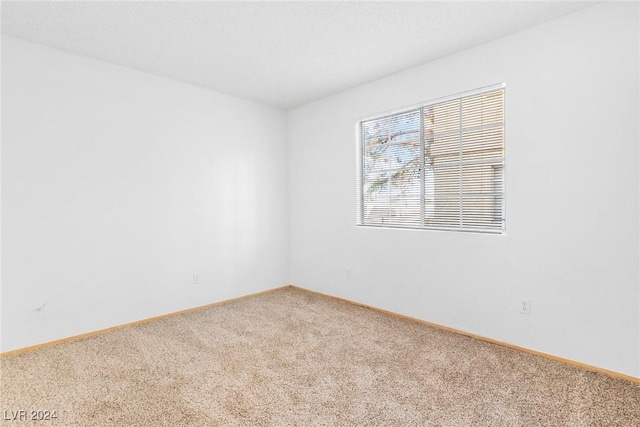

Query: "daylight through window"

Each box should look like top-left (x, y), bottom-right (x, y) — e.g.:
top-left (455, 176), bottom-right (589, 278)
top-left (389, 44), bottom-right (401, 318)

top-left (357, 84), bottom-right (505, 233)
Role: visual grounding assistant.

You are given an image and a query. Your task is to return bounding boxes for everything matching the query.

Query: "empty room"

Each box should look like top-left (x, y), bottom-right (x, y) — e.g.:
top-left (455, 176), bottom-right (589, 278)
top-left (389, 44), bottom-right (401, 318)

top-left (1, 1), bottom-right (639, 425)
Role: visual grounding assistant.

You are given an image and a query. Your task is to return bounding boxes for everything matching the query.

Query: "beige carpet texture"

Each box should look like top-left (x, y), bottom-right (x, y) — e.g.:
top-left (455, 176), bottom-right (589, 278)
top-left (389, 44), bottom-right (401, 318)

top-left (1, 286), bottom-right (639, 426)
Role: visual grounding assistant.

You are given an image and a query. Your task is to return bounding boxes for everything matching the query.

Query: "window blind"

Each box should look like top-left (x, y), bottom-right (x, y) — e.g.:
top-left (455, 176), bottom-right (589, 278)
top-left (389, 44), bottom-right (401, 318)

top-left (358, 85), bottom-right (505, 233)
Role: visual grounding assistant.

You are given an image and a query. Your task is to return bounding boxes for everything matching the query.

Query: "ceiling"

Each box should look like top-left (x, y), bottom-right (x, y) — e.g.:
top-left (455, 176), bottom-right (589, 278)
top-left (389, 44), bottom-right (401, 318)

top-left (1, 1), bottom-right (597, 109)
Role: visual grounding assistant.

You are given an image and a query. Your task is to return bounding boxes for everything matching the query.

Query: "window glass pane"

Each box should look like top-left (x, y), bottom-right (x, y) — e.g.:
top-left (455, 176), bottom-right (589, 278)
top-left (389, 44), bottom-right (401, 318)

top-left (432, 164), bottom-right (460, 196)
top-left (461, 127), bottom-right (503, 162)
top-left (432, 197), bottom-right (461, 227)
top-left (461, 91), bottom-right (504, 128)
top-left (462, 196), bottom-right (503, 229)
top-left (390, 168), bottom-right (421, 226)
top-left (363, 172), bottom-right (389, 224)
top-left (430, 100), bottom-right (460, 135)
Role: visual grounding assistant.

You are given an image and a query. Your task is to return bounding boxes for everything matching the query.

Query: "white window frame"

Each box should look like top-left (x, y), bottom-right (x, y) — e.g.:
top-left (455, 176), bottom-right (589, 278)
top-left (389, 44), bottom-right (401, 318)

top-left (356, 83), bottom-right (506, 234)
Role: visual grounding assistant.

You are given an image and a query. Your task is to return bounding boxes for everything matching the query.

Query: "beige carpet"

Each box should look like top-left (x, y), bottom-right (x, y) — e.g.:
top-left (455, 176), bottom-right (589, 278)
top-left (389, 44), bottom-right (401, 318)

top-left (1, 286), bottom-right (639, 426)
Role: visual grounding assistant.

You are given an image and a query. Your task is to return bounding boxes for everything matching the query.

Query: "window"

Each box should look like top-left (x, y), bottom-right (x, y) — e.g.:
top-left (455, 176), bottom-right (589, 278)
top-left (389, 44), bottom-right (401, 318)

top-left (357, 84), bottom-right (505, 233)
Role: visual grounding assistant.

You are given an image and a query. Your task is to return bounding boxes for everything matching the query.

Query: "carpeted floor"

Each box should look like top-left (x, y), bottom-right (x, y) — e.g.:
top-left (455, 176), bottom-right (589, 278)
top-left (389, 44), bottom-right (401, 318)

top-left (1, 286), bottom-right (639, 426)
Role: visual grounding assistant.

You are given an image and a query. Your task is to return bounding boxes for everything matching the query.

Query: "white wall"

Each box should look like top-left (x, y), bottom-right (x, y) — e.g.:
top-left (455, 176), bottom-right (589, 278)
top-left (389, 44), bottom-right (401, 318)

top-left (288, 2), bottom-right (640, 377)
top-left (1, 37), bottom-right (289, 352)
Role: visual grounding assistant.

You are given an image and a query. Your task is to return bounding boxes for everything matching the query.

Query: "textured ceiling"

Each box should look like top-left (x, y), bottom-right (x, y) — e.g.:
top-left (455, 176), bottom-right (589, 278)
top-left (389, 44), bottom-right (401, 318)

top-left (1, 1), bottom-right (597, 109)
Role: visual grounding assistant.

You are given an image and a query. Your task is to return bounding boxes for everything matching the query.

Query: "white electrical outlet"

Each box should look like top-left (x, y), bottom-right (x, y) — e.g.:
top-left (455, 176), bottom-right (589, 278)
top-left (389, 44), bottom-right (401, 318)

top-left (520, 298), bottom-right (531, 314)
top-left (193, 273), bottom-right (200, 284)
top-left (346, 268), bottom-right (352, 279)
